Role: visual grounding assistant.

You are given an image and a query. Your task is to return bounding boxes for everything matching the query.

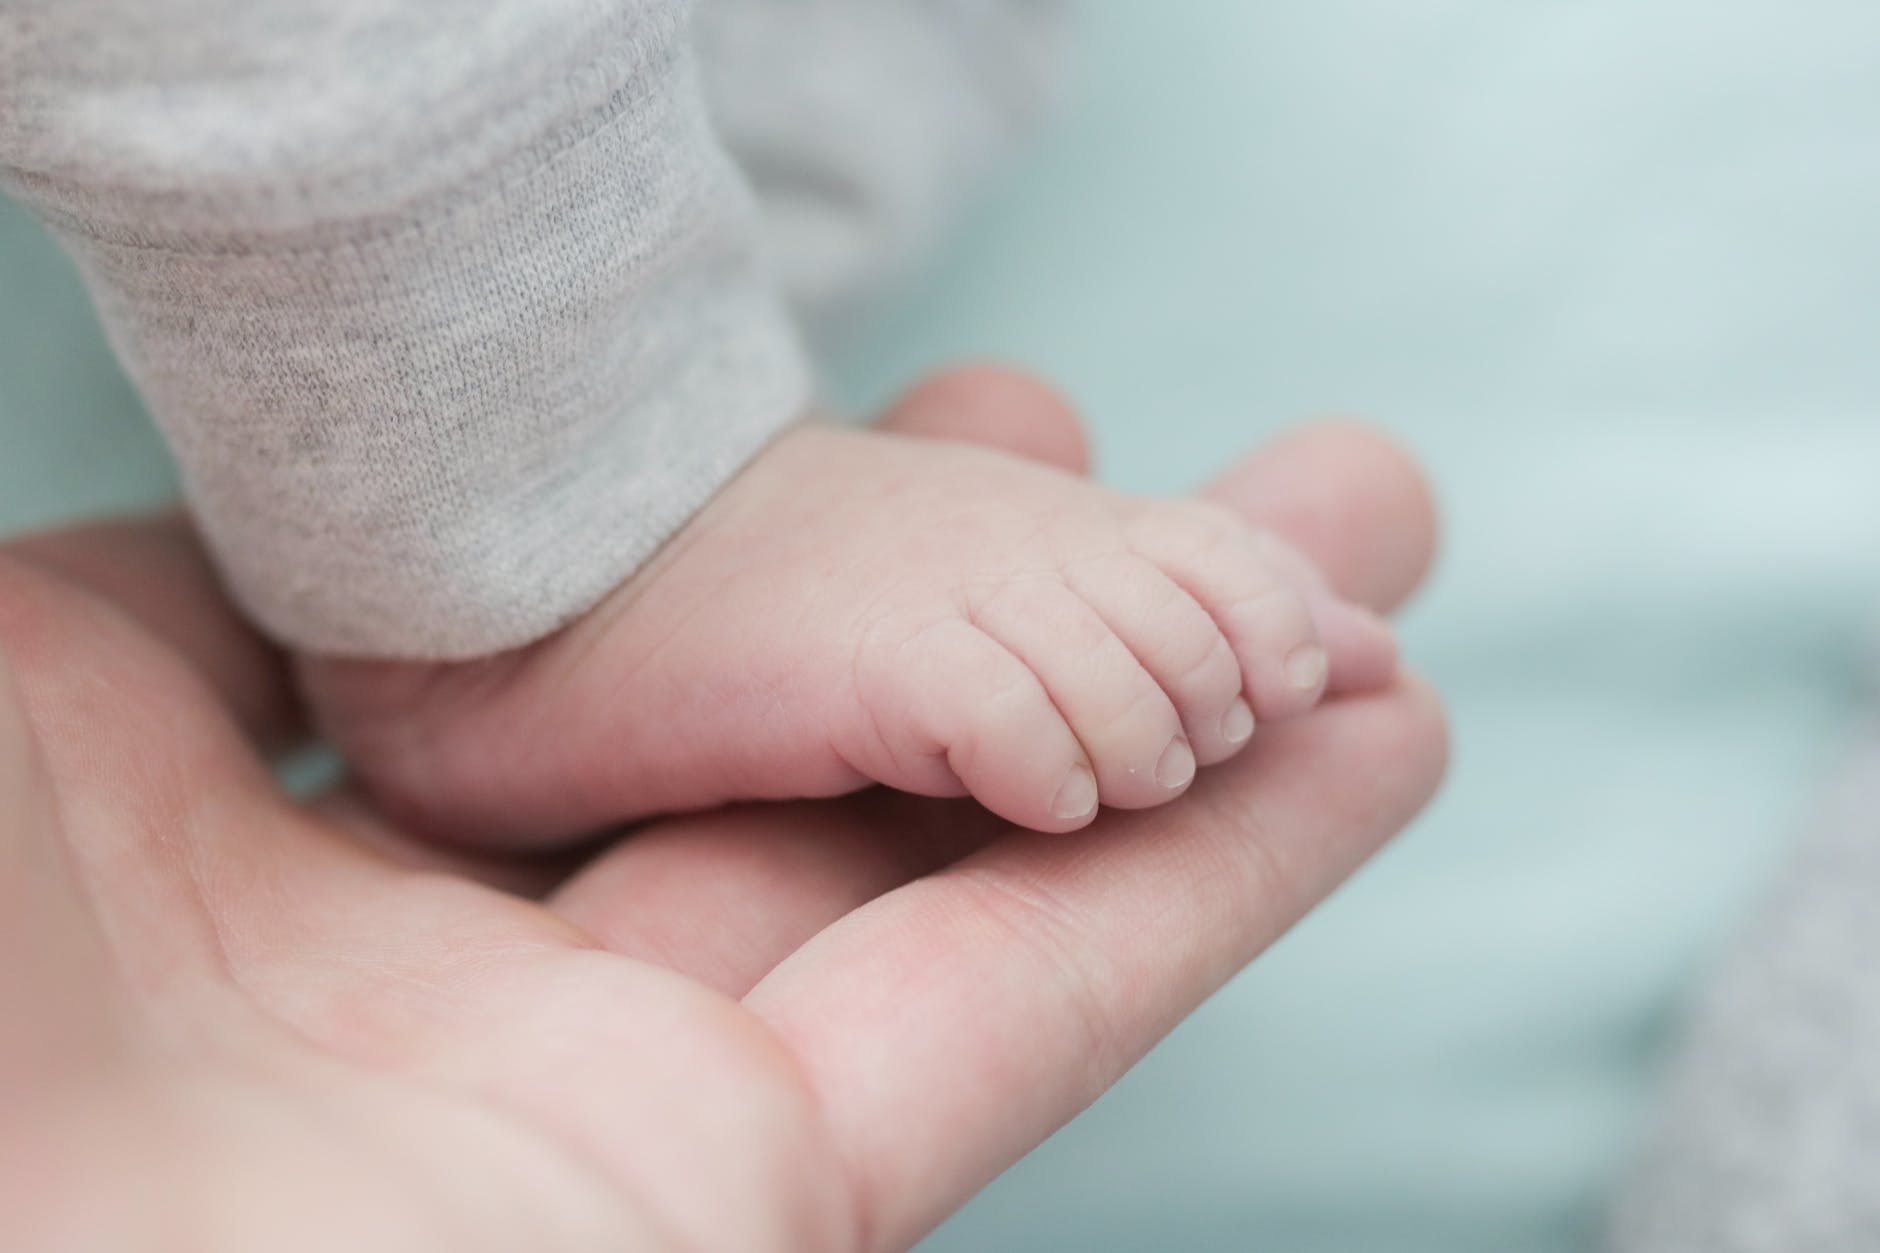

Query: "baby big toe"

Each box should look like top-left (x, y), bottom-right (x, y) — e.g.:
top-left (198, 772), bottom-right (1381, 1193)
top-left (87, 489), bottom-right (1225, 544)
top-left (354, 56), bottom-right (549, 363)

top-left (889, 618), bottom-right (1099, 833)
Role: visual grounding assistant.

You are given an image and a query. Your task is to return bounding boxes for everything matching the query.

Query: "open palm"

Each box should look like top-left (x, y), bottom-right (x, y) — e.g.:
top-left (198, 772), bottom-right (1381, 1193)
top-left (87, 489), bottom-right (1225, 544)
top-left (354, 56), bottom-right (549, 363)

top-left (1, 371), bottom-right (1445, 1252)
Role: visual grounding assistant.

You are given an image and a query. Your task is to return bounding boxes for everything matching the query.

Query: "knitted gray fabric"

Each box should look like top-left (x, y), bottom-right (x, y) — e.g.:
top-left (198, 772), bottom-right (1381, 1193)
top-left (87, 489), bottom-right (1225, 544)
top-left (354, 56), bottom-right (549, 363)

top-left (0, 0), bottom-right (1064, 657)
top-left (1608, 717), bottom-right (1880, 1251)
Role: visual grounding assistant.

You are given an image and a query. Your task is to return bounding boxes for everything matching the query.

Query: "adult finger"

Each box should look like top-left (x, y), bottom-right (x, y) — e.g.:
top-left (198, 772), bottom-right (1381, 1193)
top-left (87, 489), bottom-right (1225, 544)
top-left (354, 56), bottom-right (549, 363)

top-left (872, 363), bottom-right (1093, 474)
top-left (748, 674), bottom-right (1448, 1251)
top-left (1205, 419), bottom-right (1438, 614)
top-left (551, 792), bottom-right (1003, 996)
top-left (4, 514), bottom-right (301, 751)
top-left (0, 629), bottom-right (136, 1084)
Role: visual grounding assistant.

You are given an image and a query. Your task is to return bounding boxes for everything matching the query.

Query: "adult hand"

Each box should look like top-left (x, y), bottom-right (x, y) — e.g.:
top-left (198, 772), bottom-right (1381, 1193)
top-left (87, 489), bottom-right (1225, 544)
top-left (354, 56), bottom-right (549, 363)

top-left (0, 368), bottom-right (1444, 1252)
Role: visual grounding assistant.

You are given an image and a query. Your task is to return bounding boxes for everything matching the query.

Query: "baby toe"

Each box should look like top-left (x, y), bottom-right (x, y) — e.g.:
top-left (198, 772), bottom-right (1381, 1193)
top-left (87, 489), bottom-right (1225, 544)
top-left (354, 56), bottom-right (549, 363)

top-left (883, 617), bottom-right (1097, 833)
top-left (1222, 586), bottom-right (1329, 721)
top-left (1126, 500), bottom-right (1325, 722)
top-left (1310, 595), bottom-right (1400, 694)
top-left (971, 578), bottom-right (1192, 811)
top-left (1064, 554), bottom-right (1250, 766)
top-left (1248, 530), bottom-right (1399, 694)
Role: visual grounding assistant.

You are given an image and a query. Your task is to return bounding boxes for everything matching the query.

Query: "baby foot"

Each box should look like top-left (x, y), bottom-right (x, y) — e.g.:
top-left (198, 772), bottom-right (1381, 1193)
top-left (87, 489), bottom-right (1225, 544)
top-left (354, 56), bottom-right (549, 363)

top-left (301, 422), bottom-right (1398, 845)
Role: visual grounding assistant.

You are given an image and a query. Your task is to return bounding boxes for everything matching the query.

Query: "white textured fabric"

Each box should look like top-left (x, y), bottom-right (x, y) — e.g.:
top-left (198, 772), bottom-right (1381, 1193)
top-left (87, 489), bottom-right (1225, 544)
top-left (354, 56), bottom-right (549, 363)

top-left (0, 0), bottom-right (1065, 657)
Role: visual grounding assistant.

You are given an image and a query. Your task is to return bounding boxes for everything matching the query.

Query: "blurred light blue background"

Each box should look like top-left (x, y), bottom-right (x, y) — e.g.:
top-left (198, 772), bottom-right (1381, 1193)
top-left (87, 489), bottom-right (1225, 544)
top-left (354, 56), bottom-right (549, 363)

top-left (4, 3), bottom-right (1880, 1250)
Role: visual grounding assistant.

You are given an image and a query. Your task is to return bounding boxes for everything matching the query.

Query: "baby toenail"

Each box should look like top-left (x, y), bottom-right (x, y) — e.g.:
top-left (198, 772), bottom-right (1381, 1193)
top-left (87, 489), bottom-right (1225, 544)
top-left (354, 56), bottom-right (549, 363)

top-left (1156, 737), bottom-right (1196, 789)
top-left (1220, 698), bottom-right (1255, 746)
top-left (1285, 644), bottom-right (1329, 692)
top-left (1053, 765), bottom-right (1098, 821)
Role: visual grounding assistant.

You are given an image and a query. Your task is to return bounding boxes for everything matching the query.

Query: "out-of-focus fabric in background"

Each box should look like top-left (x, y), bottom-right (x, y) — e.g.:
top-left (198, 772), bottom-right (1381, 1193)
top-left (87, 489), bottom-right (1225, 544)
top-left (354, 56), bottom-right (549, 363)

top-left (3, 2), bottom-right (1878, 1250)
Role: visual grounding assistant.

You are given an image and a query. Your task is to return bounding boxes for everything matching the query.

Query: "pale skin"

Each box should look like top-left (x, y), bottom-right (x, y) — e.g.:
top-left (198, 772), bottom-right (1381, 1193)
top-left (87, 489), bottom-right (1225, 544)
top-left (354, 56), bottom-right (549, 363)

top-left (1, 369), bottom-right (1445, 1251)
top-left (301, 374), bottom-right (1400, 847)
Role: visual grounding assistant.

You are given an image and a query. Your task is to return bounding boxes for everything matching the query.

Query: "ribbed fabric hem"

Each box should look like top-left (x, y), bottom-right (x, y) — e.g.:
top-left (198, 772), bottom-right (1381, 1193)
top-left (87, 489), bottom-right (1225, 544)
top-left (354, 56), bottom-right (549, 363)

top-left (32, 21), bottom-right (811, 658)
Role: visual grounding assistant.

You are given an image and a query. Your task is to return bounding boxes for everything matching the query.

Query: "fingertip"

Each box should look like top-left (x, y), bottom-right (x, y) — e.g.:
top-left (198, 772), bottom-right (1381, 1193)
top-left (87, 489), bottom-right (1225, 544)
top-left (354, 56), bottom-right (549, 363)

top-left (1205, 420), bottom-right (1438, 614)
top-left (879, 364), bottom-right (1093, 475)
top-left (1393, 668), bottom-right (1452, 781)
